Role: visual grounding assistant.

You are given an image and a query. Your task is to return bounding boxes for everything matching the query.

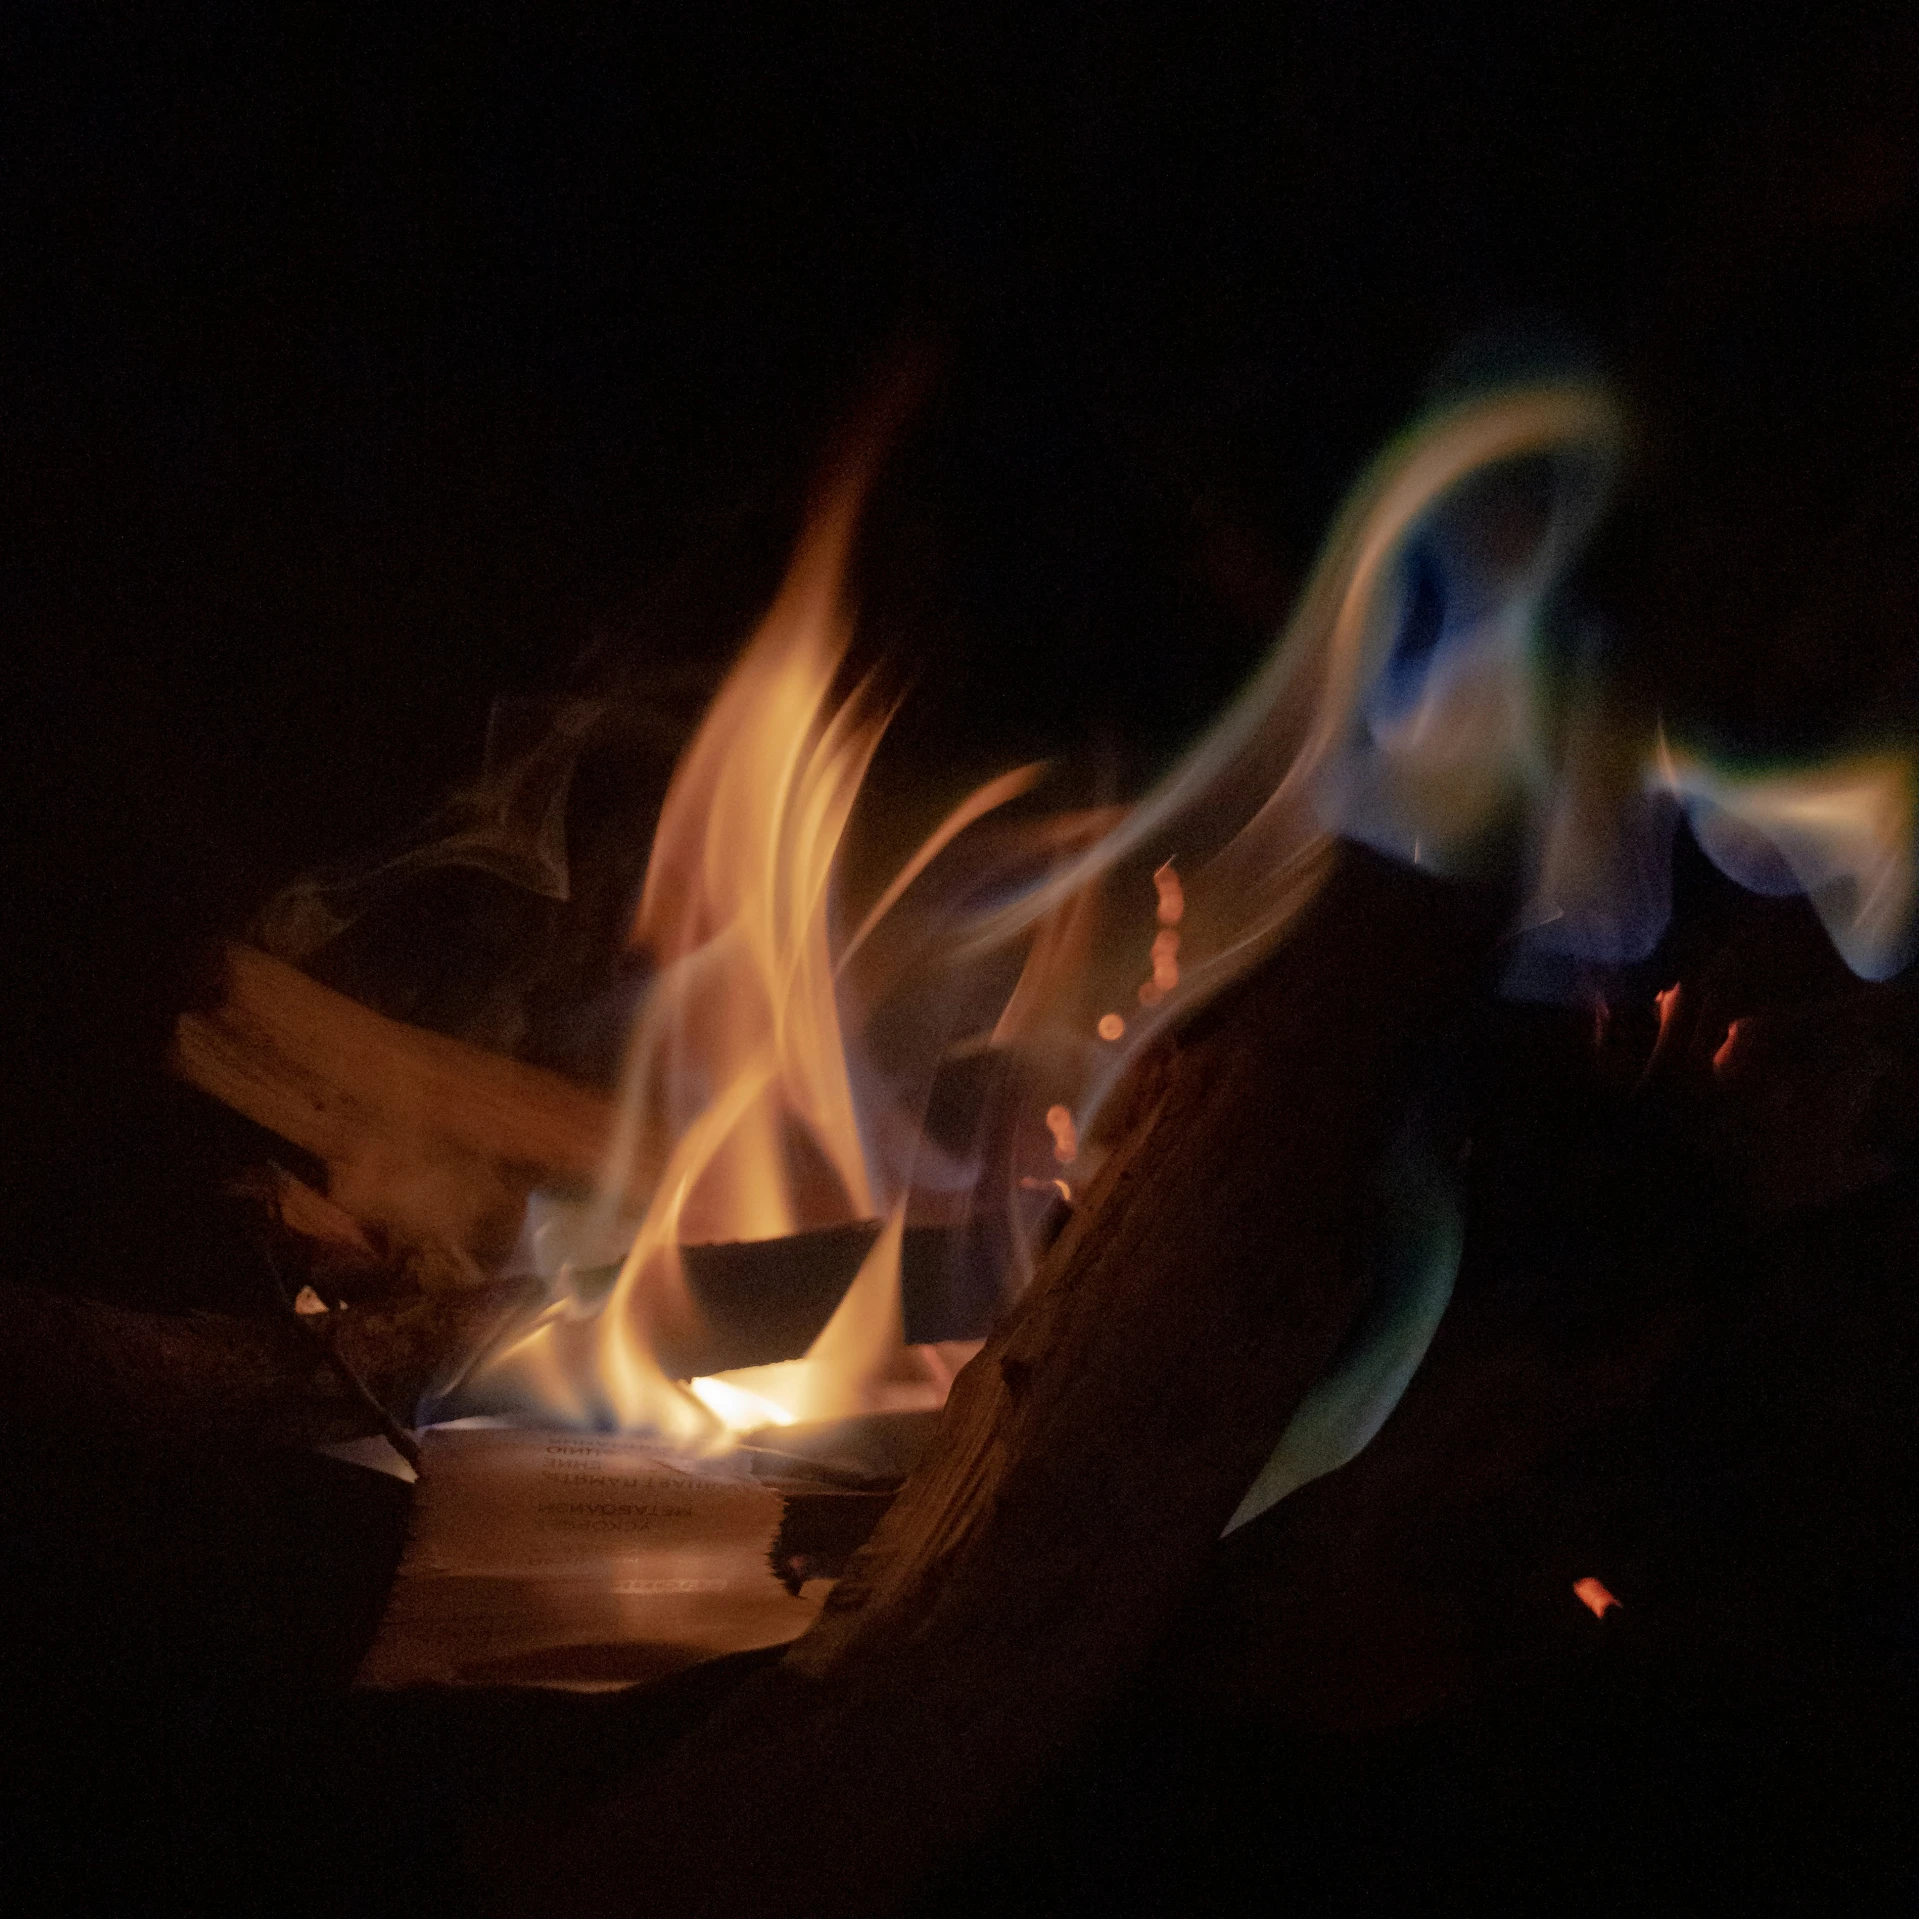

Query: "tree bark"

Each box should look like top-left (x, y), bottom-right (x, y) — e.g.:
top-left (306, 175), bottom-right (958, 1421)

top-left (499, 844), bottom-right (1499, 1918)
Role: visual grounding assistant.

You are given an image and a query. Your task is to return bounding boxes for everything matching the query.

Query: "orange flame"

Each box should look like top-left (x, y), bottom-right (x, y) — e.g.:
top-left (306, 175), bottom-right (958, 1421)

top-left (475, 381), bottom-right (1635, 1442)
top-left (481, 453), bottom-right (1023, 1441)
top-left (687, 1208), bottom-right (949, 1427)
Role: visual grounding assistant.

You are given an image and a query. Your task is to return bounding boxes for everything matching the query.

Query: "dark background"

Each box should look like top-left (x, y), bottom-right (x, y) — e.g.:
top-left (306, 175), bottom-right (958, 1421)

top-left (4, 4), bottom-right (1919, 1912)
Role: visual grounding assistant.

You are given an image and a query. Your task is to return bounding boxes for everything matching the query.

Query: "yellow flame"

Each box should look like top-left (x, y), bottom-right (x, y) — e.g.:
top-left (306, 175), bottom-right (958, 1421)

top-left (474, 384), bottom-right (1635, 1442)
top-left (483, 448), bottom-right (1034, 1439)
top-left (461, 378), bottom-right (1919, 1464)
top-left (689, 1209), bottom-right (948, 1432)
top-left (621, 480), bottom-right (883, 1244)
top-left (685, 1373), bottom-right (798, 1430)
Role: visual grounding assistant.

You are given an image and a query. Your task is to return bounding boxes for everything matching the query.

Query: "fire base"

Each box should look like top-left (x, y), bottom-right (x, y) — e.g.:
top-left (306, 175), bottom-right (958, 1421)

top-left (356, 1425), bottom-right (826, 1692)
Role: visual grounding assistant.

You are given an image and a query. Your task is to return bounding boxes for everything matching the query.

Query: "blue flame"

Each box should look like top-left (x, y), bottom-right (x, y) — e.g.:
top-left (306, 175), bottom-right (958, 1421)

top-left (1224, 1118), bottom-right (1462, 1535)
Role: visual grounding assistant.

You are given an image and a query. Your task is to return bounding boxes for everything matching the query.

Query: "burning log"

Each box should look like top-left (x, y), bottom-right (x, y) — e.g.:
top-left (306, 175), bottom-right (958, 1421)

top-left (497, 844), bottom-right (1498, 1918)
top-left (171, 942), bottom-right (615, 1267)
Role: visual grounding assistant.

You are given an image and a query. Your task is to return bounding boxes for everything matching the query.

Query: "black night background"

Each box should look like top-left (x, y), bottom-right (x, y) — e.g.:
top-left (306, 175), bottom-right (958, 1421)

top-left (4, 6), bottom-right (1918, 1912)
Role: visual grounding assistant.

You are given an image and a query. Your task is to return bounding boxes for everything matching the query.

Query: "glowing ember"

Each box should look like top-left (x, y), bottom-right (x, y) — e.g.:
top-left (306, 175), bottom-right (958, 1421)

top-left (1151, 927), bottom-right (1181, 993)
top-left (1636, 982), bottom-right (1684, 1089)
top-left (1712, 1018), bottom-right (1747, 1075)
top-left (1573, 1576), bottom-right (1620, 1618)
top-left (1044, 1104), bottom-right (1080, 1165)
top-left (1152, 860), bottom-right (1184, 925)
top-left (1097, 1013), bottom-right (1126, 1042)
top-left (1019, 1176), bottom-right (1073, 1203)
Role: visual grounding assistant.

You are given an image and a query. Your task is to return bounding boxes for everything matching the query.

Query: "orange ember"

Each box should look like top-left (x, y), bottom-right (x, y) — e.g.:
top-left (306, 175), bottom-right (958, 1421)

top-left (1021, 1175), bottom-right (1073, 1203)
top-left (1712, 1018), bottom-right (1747, 1075)
top-left (1573, 1576), bottom-right (1620, 1618)
top-left (1151, 927), bottom-right (1180, 993)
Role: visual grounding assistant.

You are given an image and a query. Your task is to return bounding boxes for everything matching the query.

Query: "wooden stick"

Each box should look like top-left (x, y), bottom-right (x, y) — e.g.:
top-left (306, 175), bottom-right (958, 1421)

top-left (498, 845), bottom-right (1498, 1918)
top-left (252, 1227), bottom-right (427, 1474)
top-left (229, 1161), bottom-right (381, 1261)
top-left (171, 943), bottom-right (615, 1257)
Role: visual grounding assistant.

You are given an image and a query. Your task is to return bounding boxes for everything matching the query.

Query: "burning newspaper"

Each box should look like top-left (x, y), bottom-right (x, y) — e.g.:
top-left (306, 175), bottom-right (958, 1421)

top-left (357, 1424), bottom-right (824, 1691)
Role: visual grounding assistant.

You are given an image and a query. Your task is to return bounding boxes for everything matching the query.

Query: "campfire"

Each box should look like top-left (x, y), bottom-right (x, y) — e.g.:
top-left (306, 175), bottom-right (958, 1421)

top-left (55, 360), bottom-right (1890, 1911)
top-left (20, 10), bottom-right (1919, 1911)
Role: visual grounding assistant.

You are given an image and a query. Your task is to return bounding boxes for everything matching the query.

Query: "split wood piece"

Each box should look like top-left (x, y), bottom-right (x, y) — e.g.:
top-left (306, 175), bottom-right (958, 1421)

top-left (230, 1162), bottom-right (381, 1262)
top-left (0, 1280), bottom-right (527, 1450)
top-left (171, 943), bottom-right (615, 1263)
top-left (499, 844), bottom-right (1500, 1919)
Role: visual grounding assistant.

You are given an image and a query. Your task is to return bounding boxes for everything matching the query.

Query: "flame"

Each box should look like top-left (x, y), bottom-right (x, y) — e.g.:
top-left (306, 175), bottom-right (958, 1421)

top-left (946, 382), bottom-right (1629, 1139)
top-left (476, 444), bottom-right (1036, 1441)
top-left (457, 372), bottom-right (1916, 1460)
top-left (687, 1208), bottom-right (948, 1430)
top-left (1657, 740), bottom-right (1918, 981)
top-left (685, 1373), bottom-right (798, 1430)
top-left (619, 473), bottom-right (883, 1247)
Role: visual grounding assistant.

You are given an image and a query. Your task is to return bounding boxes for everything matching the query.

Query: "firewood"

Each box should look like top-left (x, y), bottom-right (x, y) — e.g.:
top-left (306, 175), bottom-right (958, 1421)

top-left (171, 943), bottom-right (615, 1263)
top-left (228, 1162), bottom-right (380, 1262)
top-left (0, 1280), bottom-right (526, 1449)
top-left (496, 844), bottom-right (1500, 1918)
